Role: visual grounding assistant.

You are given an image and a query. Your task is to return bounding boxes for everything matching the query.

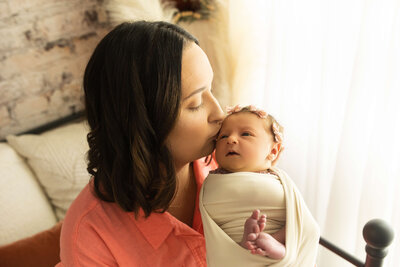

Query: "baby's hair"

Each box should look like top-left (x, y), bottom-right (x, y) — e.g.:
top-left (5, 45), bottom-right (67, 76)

top-left (226, 105), bottom-right (284, 144)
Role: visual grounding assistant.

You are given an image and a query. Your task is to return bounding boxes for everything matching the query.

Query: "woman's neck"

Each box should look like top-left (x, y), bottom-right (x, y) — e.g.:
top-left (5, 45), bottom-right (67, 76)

top-left (167, 163), bottom-right (197, 226)
top-left (175, 163), bottom-right (191, 182)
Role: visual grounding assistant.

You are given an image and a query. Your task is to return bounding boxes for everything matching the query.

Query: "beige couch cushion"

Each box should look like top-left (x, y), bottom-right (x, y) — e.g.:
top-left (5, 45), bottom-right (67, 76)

top-left (6, 121), bottom-right (90, 220)
top-left (0, 143), bottom-right (57, 245)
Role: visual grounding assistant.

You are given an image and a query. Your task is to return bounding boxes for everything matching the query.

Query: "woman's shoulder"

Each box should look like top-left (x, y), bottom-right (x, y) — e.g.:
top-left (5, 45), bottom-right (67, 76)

top-left (61, 182), bottom-right (113, 246)
top-left (59, 181), bottom-right (139, 265)
top-left (59, 182), bottom-right (114, 265)
top-left (62, 180), bottom-right (131, 233)
top-left (63, 181), bottom-right (102, 225)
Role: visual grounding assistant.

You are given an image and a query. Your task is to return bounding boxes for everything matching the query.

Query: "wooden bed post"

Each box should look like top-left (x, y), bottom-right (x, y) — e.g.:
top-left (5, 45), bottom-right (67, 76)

top-left (363, 219), bottom-right (394, 267)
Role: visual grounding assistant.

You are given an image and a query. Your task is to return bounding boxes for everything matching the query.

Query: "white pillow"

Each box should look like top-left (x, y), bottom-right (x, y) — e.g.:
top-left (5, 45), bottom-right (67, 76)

top-left (6, 121), bottom-right (90, 220)
top-left (0, 143), bottom-right (57, 245)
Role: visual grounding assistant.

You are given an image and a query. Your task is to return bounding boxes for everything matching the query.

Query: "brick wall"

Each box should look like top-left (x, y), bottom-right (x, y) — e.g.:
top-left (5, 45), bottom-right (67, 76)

top-left (0, 0), bottom-right (111, 139)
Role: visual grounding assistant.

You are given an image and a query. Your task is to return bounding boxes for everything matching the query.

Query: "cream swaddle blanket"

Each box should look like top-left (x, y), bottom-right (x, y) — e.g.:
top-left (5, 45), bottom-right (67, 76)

top-left (199, 167), bottom-right (320, 267)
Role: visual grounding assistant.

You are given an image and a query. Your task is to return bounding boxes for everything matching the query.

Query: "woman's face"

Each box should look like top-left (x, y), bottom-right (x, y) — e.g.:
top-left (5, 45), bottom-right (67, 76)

top-left (166, 43), bottom-right (224, 167)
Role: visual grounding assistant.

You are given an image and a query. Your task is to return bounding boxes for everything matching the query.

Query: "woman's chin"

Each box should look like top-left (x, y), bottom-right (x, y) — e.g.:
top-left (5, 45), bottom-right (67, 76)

top-left (196, 141), bottom-right (216, 160)
top-left (207, 139), bottom-right (217, 154)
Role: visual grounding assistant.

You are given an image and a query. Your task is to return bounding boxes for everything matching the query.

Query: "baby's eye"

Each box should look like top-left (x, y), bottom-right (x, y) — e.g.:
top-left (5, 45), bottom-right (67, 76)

top-left (242, 132), bottom-right (251, 136)
top-left (219, 135), bottom-right (228, 139)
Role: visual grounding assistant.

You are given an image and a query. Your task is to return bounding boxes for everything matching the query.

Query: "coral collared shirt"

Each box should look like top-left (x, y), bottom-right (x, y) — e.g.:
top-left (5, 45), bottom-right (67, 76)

top-left (56, 158), bottom-right (217, 267)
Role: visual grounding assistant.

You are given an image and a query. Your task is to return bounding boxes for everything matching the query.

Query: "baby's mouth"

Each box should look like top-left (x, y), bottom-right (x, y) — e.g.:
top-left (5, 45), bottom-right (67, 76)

top-left (226, 151), bottom-right (240, 156)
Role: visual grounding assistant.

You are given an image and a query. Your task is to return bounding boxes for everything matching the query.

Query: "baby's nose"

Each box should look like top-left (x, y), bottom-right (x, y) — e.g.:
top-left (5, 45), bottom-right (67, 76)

top-left (227, 136), bottom-right (238, 144)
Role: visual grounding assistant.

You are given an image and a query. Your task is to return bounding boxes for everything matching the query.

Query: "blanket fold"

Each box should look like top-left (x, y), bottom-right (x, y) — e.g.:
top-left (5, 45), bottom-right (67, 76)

top-left (199, 167), bottom-right (320, 267)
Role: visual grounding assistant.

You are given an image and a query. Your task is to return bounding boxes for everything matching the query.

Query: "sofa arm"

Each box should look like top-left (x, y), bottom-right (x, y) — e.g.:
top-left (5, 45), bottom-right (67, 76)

top-left (0, 221), bottom-right (62, 267)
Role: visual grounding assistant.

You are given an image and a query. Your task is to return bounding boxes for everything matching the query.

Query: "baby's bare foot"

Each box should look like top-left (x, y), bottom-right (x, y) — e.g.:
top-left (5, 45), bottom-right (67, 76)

top-left (240, 210), bottom-right (285, 259)
top-left (240, 210), bottom-right (267, 249)
top-left (251, 232), bottom-right (286, 260)
top-left (240, 210), bottom-right (260, 248)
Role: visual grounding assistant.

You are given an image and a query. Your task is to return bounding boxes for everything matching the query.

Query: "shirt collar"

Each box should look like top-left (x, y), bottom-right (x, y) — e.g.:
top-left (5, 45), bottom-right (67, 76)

top-left (133, 209), bottom-right (203, 250)
top-left (133, 209), bottom-right (174, 250)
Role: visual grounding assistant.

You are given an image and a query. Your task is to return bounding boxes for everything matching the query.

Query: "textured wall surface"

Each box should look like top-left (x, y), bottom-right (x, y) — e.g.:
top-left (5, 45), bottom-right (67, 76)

top-left (0, 0), bottom-right (111, 139)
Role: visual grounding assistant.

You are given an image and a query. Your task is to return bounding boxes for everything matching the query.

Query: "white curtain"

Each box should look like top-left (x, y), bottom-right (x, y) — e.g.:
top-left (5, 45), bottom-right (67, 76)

top-left (212, 0), bottom-right (399, 266)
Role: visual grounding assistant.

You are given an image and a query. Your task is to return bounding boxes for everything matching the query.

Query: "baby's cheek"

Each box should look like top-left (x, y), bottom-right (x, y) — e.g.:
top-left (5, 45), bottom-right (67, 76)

top-left (214, 147), bottom-right (224, 164)
top-left (215, 141), bottom-right (222, 152)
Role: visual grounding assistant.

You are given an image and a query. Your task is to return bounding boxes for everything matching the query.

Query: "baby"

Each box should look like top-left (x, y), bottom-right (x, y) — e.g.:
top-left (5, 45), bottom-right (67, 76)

top-left (215, 105), bottom-right (286, 259)
top-left (199, 105), bottom-right (320, 267)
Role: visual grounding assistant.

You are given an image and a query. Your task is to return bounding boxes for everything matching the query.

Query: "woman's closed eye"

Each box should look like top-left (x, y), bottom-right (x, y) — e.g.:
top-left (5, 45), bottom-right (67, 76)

top-left (186, 87), bottom-right (213, 112)
top-left (188, 101), bottom-right (203, 111)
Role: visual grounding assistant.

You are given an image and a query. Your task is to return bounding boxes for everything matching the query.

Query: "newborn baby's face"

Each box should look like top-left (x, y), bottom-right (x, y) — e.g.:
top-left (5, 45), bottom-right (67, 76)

top-left (215, 112), bottom-right (274, 173)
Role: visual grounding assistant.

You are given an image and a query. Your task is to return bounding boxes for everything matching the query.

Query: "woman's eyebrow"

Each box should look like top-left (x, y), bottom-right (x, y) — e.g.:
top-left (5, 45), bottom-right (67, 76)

top-left (183, 86), bottom-right (207, 101)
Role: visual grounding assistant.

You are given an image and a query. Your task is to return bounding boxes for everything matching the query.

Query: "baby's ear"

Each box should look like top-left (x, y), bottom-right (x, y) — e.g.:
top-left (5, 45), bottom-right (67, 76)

top-left (268, 143), bottom-right (283, 164)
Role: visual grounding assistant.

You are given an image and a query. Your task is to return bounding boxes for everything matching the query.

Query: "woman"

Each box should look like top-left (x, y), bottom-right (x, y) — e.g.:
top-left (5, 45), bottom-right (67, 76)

top-left (57, 21), bottom-right (224, 266)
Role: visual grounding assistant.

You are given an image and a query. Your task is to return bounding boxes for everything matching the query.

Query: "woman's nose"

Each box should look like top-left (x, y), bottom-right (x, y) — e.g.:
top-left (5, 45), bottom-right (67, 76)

top-left (208, 93), bottom-right (225, 124)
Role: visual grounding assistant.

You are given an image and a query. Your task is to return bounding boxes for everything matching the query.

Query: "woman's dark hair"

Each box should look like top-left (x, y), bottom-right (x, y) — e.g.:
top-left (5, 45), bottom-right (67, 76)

top-left (83, 21), bottom-right (198, 217)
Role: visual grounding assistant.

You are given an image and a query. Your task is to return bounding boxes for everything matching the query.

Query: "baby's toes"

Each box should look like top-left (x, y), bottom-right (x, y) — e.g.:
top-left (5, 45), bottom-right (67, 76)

top-left (258, 222), bottom-right (266, 232)
top-left (258, 214), bottom-right (267, 232)
top-left (247, 233), bottom-right (258, 241)
top-left (254, 248), bottom-right (267, 256)
top-left (245, 241), bottom-right (257, 251)
top-left (251, 209), bottom-right (261, 220)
